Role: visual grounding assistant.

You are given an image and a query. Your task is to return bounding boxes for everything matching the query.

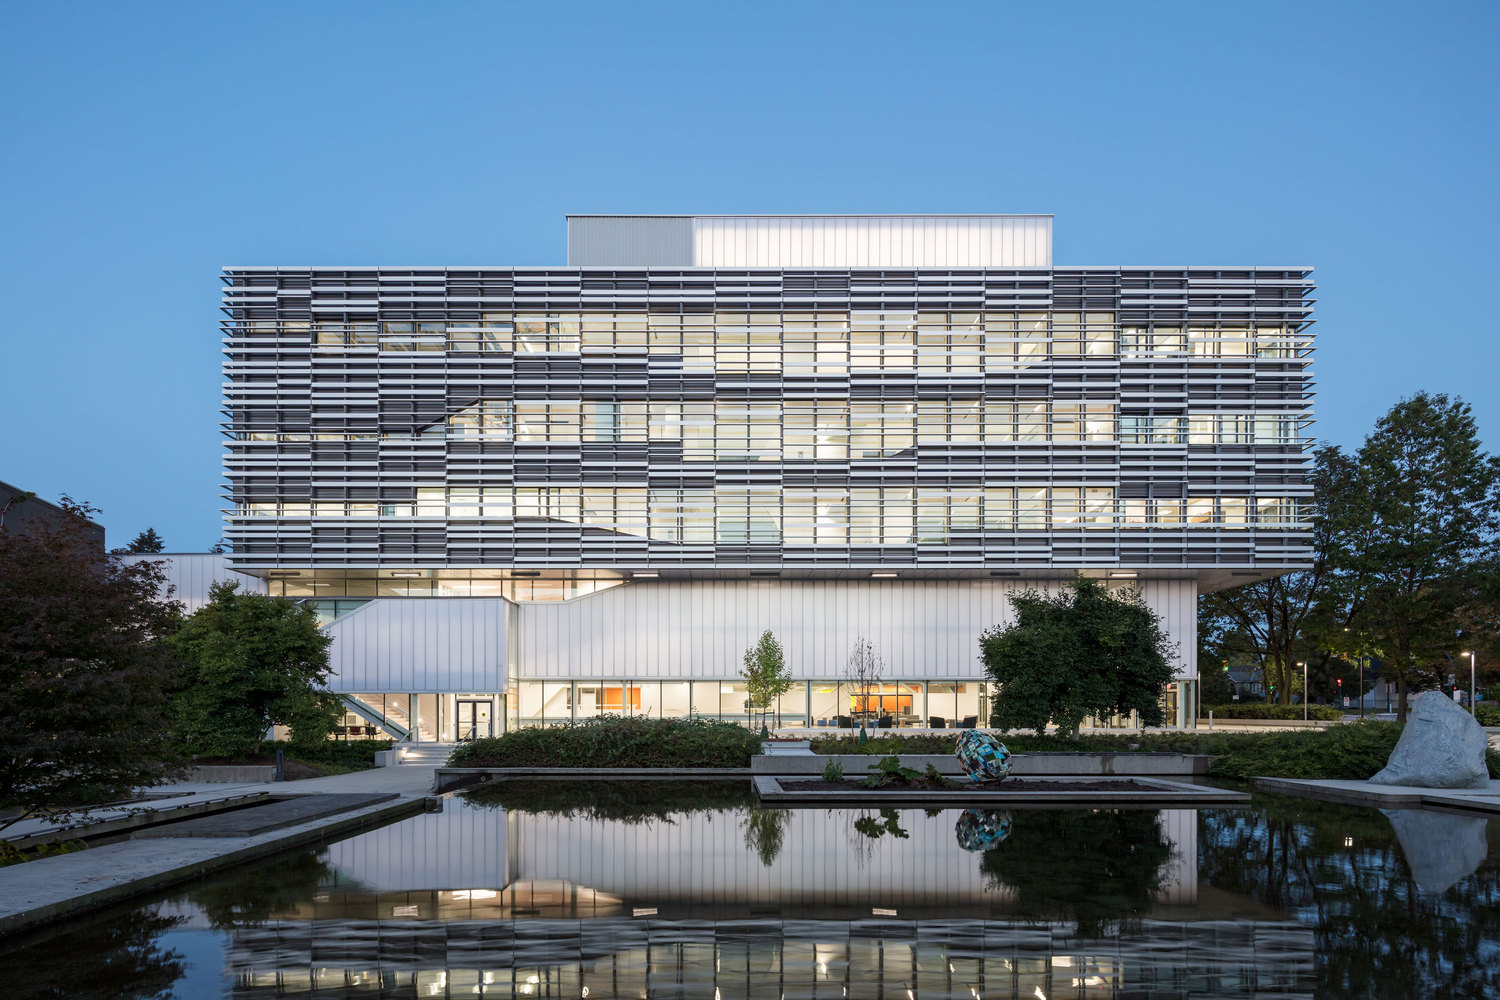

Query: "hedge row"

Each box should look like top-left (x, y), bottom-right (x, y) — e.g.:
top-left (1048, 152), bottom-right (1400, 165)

top-left (1201, 703), bottom-right (1345, 721)
top-left (810, 723), bottom-right (1500, 781)
top-left (447, 717), bottom-right (762, 768)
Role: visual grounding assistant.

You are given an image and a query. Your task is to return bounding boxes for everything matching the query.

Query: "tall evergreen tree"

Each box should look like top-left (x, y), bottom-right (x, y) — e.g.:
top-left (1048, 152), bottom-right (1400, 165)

top-left (1336, 393), bottom-right (1500, 719)
top-left (121, 527), bottom-right (165, 553)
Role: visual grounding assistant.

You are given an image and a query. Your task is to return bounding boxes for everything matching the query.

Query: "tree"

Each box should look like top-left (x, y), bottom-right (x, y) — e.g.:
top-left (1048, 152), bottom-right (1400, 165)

top-left (1335, 394), bottom-right (1500, 720)
top-left (980, 576), bottom-right (1178, 737)
top-left (171, 582), bottom-right (340, 758)
top-left (0, 499), bottom-right (185, 830)
top-left (739, 629), bottom-right (793, 732)
top-left (1200, 660), bottom-right (1235, 704)
top-left (1199, 446), bottom-right (1357, 705)
top-left (119, 528), bottom-right (165, 553)
top-left (844, 635), bottom-right (884, 734)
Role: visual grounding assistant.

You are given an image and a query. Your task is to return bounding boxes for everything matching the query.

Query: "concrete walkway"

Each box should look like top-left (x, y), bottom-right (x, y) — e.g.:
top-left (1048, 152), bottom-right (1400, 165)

top-left (1253, 776), bottom-right (1500, 814)
top-left (0, 766), bottom-right (440, 937)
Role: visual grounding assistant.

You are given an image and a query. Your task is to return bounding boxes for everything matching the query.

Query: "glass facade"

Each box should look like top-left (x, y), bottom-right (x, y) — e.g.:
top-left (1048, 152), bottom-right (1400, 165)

top-left (508, 680), bottom-right (990, 730)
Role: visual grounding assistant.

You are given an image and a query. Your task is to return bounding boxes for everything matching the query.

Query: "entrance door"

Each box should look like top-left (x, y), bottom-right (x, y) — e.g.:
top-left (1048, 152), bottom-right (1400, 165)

top-left (456, 700), bottom-right (493, 741)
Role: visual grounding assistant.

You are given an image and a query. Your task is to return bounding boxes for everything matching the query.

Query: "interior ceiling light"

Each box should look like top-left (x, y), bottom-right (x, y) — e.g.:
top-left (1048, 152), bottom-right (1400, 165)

top-left (870, 571), bottom-right (898, 578)
top-left (389, 571), bottom-right (423, 578)
top-left (632, 571), bottom-right (659, 578)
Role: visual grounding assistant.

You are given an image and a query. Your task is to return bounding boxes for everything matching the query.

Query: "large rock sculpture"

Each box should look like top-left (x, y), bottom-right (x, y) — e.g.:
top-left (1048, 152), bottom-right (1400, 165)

top-left (955, 730), bottom-right (1013, 781)
top-left (1369, 691), bottom-right (1490, 789)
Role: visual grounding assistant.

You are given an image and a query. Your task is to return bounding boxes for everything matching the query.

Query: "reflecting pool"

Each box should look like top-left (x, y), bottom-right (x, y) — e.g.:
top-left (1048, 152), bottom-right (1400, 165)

top-left (2, 781), bottom-right (1498, 999)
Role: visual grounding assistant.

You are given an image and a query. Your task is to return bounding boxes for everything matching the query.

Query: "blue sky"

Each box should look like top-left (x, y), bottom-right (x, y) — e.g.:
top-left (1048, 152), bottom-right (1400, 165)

top-left (2, 2), bottom-right (1496, 549)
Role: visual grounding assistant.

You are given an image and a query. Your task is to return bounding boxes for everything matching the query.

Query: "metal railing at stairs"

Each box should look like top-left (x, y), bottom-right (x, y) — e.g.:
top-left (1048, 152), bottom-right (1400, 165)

top-left (340, 695), bottom-right (415, 741)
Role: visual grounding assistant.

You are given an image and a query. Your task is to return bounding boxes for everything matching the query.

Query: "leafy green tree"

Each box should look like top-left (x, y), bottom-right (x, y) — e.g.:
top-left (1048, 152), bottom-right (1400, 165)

top-left (1200, 660), bottom-right (1235, 704)
top-left (1199, 446), bottom-right (1357, 705)
top-left (0, 499), bottom-right (185, 830)
top-left (739, 629), bottom-right (793, 730)
top-left (980, 576), bottom-right (1177, 737)
top-left (1335, 393), bottom-right (1500, 720)
top-left (119, 527), bottom-right (165, 553)
top-left (172, 582), bottom-right (339, 758)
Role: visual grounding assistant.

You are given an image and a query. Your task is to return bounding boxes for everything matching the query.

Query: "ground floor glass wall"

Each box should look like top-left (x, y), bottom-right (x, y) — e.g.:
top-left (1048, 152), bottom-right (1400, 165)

top-left (346, 679), bottom-right (1198, 739)
top-left (345, 692), bottom-right (501, 742)
top-left (511, 680), bottom-right (989, 730)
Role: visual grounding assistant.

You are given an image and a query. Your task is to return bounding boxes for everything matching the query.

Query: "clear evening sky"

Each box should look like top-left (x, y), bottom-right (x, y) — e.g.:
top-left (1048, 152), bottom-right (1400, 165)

top-left (2, 2), bottom-right (1496, 549)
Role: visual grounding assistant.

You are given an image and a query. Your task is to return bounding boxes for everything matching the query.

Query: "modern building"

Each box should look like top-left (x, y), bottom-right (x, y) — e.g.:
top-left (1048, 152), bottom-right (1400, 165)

top-left (170, 214), bottom-right (1315, 740)
top-left (0, 478), bottom-right (106, 547)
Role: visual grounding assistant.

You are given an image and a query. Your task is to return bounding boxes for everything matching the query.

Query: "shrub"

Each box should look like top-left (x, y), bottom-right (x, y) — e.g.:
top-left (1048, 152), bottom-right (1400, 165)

top-left (810, 723), bottom-right (1500, 780)
top-left (447, 716), bottom-right (762, 769)
top-left (821, 757), bottom-right (844, 782)
top-left (1475, 704), bottom-right (1500, 727)
top-left (270, 738), bottom-right (393, 770)
top-left (1202, 703), bottom-right (1345, 722)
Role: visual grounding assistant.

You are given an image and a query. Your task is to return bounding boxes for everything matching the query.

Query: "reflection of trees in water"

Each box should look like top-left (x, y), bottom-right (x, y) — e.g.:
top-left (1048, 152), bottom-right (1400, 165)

top-left (1199, 795), bottom-right (1500, 1000)
top-left (742, 806), bottom-right (791, 867)
top-left (979, 809), bottom-right (1173, 938)
top-left (461, 779), bottom-right (756, 824)
top-left (0, 908), bottom-right (185, 1000)
top-left (185, 849), bottom-right (335, 928)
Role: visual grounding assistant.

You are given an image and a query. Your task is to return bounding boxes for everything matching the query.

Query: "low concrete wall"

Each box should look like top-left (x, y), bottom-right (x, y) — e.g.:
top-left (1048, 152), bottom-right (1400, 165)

top-left (186, 766), bottom-right (277, 783)
top-left (432, 767), bottom-right (754, 793)
top-left (751, 753), bottom-right (1212, 777)
top-left (1197, 717), bottom-right (1336, 729)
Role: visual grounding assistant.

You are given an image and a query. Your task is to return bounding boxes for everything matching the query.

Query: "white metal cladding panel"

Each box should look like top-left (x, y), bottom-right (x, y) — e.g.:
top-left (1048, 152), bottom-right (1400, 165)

top-left (323, 598), bottom-right (507, 693)
top-left (119, 553), bottom-right (266, 612)
top-left (324, 803), bottom-right (506, 891)
top-left (516, 579), bottom-right (1195, 680)
top-left (692, 215), bottom-right (1052, 268)
top-left (511, 806), bottom-right (1194, 904)
top-left (567, 215), bottom-right (694, 266)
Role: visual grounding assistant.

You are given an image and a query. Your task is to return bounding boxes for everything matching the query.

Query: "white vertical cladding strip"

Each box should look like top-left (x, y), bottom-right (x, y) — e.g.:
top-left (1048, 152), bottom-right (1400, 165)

top-left (692, 216), bottom-right (1051, 268)
top-left (518, 580), bottom-right (1013, 680)
top-left (516, 577), bottom-right (1195, 682)
top-left (324, 597), bottom-right (508, 693)
top-left (119, 553), bottom-right (266, 612)
top-left (1136, 579), bottom-right (1197, 679)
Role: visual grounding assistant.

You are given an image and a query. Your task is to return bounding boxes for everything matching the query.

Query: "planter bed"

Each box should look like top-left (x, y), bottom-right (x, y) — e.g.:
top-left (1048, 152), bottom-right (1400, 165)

top-left (753, 774), bottom-right (1249, 808)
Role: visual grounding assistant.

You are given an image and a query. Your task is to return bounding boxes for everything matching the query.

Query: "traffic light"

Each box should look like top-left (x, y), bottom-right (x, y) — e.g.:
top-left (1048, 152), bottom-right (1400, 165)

top-left (1336, 678), bottom-right (1343, 688)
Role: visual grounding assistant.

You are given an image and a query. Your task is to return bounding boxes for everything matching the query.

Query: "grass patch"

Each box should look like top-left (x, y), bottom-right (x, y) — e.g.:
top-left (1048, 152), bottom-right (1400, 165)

top-left (810, 723), bottom-right (1500, 781)
top-left (447, 716), bottom-right (763, 769)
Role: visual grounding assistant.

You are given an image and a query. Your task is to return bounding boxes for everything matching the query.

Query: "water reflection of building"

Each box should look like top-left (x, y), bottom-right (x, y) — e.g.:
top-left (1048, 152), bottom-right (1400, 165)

top-left (220, 804), bottom-right (1313, 998)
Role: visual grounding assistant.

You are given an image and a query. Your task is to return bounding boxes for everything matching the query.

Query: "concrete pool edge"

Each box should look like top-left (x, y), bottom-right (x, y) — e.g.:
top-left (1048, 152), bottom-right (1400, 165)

top-left (0, 795), bottom-right (431, 939)
top-left (753, 775), bottom-right (1251, 807)
top-left (1252, 776), bottom-right (1500, 814)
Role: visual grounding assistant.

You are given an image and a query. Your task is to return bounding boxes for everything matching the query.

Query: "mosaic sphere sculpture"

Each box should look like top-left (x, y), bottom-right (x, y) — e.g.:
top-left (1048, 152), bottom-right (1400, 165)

top-left (955, 730), bottom-right (1013, 782)
top-left (955, 809), bottom-right (1014, 851)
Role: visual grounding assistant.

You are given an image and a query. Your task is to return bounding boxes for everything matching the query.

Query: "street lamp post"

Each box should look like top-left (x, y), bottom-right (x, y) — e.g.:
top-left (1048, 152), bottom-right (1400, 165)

top-left (1359, 656), bottom-right (1365, 720)
top-left (1299, 661), bottom-right (1308, 721)
top-left (1466, 651), bottom-right (1476, 717)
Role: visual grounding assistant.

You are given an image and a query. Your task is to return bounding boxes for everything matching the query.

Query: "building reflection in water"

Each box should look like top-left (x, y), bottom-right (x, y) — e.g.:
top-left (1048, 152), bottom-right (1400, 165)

top-left (218, 792), bottom-right (1313, 998)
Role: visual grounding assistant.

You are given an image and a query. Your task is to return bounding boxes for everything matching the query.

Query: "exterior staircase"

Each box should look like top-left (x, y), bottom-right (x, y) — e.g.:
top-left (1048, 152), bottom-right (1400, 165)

top-left (392, 744), bottom-right (456, 766)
